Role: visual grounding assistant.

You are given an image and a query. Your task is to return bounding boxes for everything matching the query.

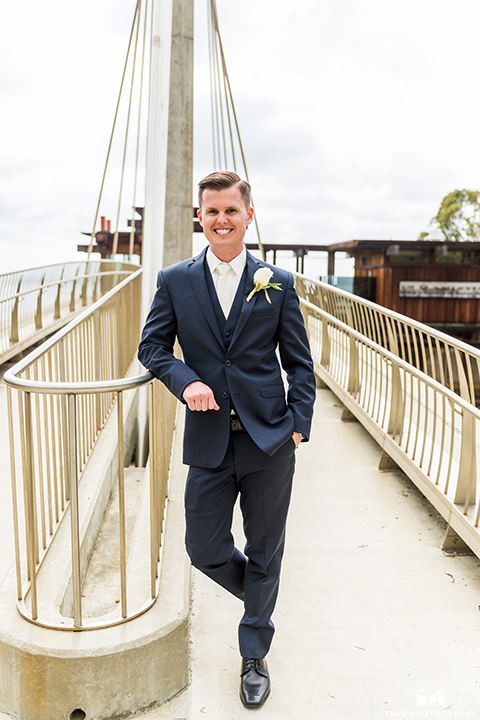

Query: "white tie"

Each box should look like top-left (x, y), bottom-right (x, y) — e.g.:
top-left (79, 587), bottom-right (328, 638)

top-left (215, 262), bottom-right (233, 318)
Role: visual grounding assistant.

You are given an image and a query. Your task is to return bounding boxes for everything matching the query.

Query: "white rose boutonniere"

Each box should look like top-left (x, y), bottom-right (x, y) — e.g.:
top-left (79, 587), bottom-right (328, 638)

top-left (246, 267), bottom-right (282, 304)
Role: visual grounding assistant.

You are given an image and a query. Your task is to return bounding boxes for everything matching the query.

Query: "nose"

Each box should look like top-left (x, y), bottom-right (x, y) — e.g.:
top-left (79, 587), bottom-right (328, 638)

top-left (215, 211), bottom-right (229, 225)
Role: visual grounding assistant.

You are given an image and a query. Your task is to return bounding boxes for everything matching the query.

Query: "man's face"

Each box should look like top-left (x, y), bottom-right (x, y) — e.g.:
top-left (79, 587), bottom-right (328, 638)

top-left (197, 185), bottom-right (254, 260)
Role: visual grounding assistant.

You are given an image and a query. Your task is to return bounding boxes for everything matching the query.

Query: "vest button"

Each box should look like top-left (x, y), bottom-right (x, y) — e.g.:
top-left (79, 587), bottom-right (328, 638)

top-left (222, 392), bottom-right (228, 399)
top-left (225, 360), bottom-right (232, 367)
top-left (225, 331), bottom-right (231, 337)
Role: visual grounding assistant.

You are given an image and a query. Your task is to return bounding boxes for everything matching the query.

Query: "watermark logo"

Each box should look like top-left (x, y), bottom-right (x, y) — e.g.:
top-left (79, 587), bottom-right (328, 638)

top-left (383, 691), bottom-right (477, 717)
top-left (416, 690), bottom-right (446, 707)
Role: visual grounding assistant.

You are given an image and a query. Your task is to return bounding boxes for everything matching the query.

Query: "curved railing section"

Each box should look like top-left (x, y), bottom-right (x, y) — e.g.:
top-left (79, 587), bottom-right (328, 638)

top-left (294, 273), bottom-right (480, 407)
top-left (296, 278), bottom-right (480, 558)
top-left (4, 269), bottom-right (176, 630)
top-left (0, 260), bottom-right (139, 364)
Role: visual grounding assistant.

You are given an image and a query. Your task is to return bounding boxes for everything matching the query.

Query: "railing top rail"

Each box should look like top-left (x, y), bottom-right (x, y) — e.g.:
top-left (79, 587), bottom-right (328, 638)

top-left (3, 268), bottom-right (144, 389)
top-left (299, 295), bottom-right (480, 423)
top-left (293, 270), bottom-right (480, 359)
top-left (4, 370), bottom-right (154, 395)
top-left (0, 259), bottom-right (139, 282)
top-left (0, 269), bottom-right (134, 306)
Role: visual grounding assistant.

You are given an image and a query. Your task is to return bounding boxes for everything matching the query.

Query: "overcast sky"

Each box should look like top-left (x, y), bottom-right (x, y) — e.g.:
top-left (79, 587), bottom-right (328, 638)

top-left (2, 0), bottom-right (480, 273)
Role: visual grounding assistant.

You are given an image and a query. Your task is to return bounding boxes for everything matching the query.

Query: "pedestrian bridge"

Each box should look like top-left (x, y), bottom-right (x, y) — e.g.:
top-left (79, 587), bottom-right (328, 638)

top-left (1, 263), bottom-right (480, 719)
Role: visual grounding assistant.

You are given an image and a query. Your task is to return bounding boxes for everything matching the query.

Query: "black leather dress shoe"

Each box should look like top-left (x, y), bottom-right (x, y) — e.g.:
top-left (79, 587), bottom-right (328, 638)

top-left (240, 657), bottom-right (271, 708)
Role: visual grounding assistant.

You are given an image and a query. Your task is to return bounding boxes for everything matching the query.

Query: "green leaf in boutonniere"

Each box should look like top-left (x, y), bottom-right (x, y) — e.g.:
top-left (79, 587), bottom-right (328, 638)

top-left (246, 267), bottom-right (282, 304)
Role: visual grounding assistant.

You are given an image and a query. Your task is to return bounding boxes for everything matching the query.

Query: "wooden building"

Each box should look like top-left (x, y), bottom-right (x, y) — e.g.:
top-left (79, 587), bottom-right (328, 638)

top-left (328, 239), bottom-right (480, 342)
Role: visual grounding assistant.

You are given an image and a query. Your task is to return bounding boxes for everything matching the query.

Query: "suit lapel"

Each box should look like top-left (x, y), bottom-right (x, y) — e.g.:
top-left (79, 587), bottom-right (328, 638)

top-left (228, 251), bottom-right (262, 351)
top-left (188, 248), bottom-right (224, 348)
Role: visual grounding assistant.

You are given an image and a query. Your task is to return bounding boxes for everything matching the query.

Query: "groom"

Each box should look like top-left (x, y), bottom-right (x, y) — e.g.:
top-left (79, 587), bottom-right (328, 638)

top-left (138, 171), bottom-right (316, 708)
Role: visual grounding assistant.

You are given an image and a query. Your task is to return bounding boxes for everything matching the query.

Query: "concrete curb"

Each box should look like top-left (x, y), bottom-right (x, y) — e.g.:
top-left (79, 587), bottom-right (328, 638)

top-left (0, 407), bottom-right (190, 720)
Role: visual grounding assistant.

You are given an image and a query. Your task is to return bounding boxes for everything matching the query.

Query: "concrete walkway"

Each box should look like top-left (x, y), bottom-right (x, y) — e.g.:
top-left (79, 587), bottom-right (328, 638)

top-left (140, 387), bottom-right (480, 720)
top-left (1, 379), bottom-right (480, 718)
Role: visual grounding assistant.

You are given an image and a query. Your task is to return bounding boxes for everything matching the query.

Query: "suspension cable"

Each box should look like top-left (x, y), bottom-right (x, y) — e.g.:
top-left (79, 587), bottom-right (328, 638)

top-left (112, 0), bottom-right (142, 255)
top-left (130, 0), bottom-right (149, 255)
top-left (208, 0), bottom-right (265, 259)
top-left (207, 0), bottom-right (218, 169)
top-left (87, 0), bottom-right (141, 257)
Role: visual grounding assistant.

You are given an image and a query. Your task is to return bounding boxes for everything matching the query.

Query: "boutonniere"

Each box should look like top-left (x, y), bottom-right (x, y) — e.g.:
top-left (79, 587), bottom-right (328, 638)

top-left (246, 267), bottom-right (282, 304)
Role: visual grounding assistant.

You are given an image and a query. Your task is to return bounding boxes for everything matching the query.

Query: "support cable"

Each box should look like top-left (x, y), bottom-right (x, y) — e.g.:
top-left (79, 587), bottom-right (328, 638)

top-left (213, 32), bottom-right (228, 169)
top-left (209, 0), bottom-right (265, 259)
top-left (87, 0), bottom-right (141, 257)
top-left (207, 0), bottom-right (218, 169)
top-left (129, 0), bottom-right (149, 256)
top-left (211, 17), bottom-right (222, 169)
top-left (112, 0), bottom-right (142, 256)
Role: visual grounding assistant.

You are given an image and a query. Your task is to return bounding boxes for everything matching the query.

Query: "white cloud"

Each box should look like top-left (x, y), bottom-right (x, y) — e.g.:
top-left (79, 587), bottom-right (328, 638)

top-left (2, 0), bottom-right (480, 272)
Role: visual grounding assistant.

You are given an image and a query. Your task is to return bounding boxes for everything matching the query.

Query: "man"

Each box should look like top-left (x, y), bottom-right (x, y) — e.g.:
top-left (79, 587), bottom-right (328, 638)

top-left (138, 171), bottom-right (316, 709)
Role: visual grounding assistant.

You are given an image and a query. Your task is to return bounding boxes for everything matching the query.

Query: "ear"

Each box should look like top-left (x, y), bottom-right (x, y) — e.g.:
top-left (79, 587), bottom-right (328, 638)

top-left (246, 206), bottom-right (254, 226)
top-left (197, 207), bottom-right (204, 227)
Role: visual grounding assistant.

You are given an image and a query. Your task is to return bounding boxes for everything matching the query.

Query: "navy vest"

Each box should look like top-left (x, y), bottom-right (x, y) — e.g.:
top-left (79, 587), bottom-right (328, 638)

top-left (204, 257), bottom-right (248, 350)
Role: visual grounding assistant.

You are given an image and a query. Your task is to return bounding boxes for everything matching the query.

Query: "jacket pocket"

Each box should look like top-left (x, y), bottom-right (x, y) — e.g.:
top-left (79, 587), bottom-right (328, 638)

top-left (259, 384), bottom-right (285, 398)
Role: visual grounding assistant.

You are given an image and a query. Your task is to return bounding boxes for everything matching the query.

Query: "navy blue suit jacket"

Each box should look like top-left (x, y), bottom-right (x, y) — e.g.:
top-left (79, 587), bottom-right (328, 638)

top-left (138, 248), bottom-right (316, 468)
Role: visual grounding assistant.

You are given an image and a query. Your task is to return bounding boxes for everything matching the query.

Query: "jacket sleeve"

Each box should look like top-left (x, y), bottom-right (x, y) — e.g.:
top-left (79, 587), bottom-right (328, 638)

top-left (137, 270), bottom-right (201, 401)
top-left (276, 273), bottom-right (316, 440)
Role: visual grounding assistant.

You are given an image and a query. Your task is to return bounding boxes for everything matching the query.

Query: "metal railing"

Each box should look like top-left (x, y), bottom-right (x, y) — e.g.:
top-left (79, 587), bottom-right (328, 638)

top-left (294, 273), bottom-right (480, 407)
top-left (4, 269), bottom-right (176, 630)
top-left (0, 260), bottom-right (139, 365)
top-left (296, 275), bottom-right (480, 557)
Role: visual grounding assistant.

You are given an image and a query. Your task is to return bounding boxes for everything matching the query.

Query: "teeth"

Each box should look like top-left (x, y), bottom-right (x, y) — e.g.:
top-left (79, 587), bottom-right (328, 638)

top-left (215, 229), bottom-right (231, 234)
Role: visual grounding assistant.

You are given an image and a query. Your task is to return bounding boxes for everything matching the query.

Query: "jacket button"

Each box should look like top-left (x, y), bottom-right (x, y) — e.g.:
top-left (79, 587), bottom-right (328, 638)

top-left (225, 331), bottom-right (231, 337)
top-left (222, 392), bottom-right (228, 399)
top-left (225, 360), bottom-right (232, 366)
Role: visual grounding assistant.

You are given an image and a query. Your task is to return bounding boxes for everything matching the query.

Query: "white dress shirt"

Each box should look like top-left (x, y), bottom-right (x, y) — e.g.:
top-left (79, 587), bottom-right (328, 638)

top-left (206, 247), bottom-right (246, 318)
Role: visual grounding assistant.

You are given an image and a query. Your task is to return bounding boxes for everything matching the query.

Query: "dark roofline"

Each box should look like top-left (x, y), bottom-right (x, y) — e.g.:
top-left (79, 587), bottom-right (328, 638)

top-left (327, 239), bottom-right (480, 252)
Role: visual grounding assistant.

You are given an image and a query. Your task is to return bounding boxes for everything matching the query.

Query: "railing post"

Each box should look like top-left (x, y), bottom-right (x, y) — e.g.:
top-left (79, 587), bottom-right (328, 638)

top-left (67, 393), bottom-right (82, 629)
top-left (54, 268), bottom-right (65, 320)
top-left (345, 305), bottom-right (360, 395)
top-left (70, 268), bottom-right (80, 313)
top-left (347, 334), bottom-right (360, 394)
top-left (59, 340), bottom-right (69, 503)
top-left (9, 278), bottom-right (22, 344)
top-left (6, 387), bottom-right (22, 601)
top-left (321, 317), bottom-right (331, 368)
top-left (454, 353), bottom-right (476, 507)
top-left (387, 360), bottom-right (405, 436)
top-left (117, 391), bottom-right (127, 618)
top-left (81, 272), bottom-right (89, 307)
top-left (149, 382), bottom-right (159, 598)
top-left (94, 310), bottom-right (102, 431)
top-left (35, 271), bottom-right (46, 330)
top-left (23, 392), bottom-right (38, 620)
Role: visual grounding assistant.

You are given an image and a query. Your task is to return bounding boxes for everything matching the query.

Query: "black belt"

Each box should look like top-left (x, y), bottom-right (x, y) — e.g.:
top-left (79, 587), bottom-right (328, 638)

top-left (230, 411), bottom-right (245, 432)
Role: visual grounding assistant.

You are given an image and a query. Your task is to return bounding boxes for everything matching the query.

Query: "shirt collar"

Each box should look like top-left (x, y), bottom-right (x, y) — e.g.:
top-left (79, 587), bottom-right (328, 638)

top-left (206, 246), bottom-right (246, 278)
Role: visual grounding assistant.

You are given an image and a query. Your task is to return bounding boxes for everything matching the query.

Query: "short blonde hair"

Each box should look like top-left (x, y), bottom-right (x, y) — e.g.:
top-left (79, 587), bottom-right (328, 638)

top-left (198, 171), bottom-right (251, 210)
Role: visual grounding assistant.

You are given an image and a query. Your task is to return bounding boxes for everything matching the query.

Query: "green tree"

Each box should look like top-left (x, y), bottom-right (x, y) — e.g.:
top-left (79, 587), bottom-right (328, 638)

top-left (421, 189), bottom-right (480, 241)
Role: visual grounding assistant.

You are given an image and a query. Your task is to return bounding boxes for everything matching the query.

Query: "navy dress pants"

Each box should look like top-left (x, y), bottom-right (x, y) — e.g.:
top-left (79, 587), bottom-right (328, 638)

top-left (184, 430), bottom-right (296, 659)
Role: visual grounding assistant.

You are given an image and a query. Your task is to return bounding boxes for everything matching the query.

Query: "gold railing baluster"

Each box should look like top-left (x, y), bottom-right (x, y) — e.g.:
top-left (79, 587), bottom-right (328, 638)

top-left (4, 268), bottom-right (174, 631)
top-left (295, 276), bottom-right (480, 565)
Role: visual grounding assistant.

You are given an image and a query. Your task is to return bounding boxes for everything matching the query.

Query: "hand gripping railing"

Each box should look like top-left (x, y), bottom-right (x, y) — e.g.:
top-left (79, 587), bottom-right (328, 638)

top-left (4, 269), bottom-right (176, 630)
top-left (0, 260), bottom-right (139, 364)
top-left (296, 281), bottom-right (480, 558)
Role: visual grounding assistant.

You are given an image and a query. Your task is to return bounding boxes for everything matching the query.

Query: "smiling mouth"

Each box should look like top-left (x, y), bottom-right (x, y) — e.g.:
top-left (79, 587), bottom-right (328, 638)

top-left (214, 228), bottom-right (233, 235)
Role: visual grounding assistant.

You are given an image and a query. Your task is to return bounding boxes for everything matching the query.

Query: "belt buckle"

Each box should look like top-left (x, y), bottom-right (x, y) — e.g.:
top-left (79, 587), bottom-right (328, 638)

top-left (230, 411), bottom-right (243, 432)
